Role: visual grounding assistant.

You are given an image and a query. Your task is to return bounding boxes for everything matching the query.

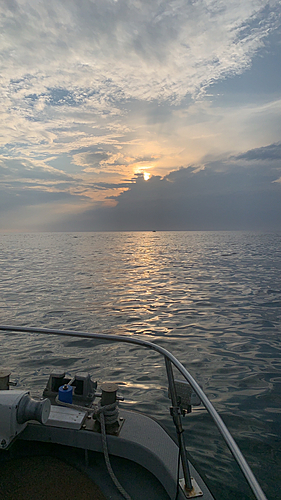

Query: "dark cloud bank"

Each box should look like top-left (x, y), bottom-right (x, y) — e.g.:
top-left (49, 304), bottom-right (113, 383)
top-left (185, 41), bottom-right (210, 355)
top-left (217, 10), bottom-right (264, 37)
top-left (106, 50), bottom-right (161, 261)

top-left (52, 143), bottom-right (281, 232)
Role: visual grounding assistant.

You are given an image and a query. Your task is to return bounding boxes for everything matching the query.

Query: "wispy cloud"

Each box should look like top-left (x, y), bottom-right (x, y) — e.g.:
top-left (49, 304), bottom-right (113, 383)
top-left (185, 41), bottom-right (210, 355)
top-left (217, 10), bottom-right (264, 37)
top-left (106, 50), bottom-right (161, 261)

top-left (1, 1), bottom-right (281, 229)
top-left (2, 1), bottom-right (280, 100)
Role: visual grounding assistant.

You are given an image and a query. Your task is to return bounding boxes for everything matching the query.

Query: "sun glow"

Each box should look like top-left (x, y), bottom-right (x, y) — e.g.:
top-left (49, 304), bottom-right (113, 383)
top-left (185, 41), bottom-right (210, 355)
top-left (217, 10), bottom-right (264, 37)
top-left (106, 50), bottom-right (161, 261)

top-left (143, 172), bottom-right (151, 181)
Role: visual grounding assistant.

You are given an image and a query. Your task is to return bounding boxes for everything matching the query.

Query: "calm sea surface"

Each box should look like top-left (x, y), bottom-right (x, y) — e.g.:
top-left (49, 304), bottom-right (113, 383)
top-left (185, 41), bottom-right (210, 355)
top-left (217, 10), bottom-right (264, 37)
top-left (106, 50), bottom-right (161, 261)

top-left (0, 231), bottom-right (280, 499)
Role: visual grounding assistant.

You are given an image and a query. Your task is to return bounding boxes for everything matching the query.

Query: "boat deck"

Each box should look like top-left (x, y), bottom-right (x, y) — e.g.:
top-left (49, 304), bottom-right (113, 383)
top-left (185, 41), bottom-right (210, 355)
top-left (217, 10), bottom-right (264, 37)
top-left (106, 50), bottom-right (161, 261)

top-left (0, 440), bottom-right (171, 500)
top-left (0, 454), bottom-right (106, 500)
top-left (0, 407), bottom-right (214, 500)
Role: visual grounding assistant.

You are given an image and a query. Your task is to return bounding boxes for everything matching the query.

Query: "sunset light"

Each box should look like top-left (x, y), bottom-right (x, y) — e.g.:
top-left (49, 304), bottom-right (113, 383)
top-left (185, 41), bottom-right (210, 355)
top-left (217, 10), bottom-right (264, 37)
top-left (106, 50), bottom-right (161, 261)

top-left (0, 3), bottom-right (280, 495)
top-left (0, 1), bottom-right (280, 232)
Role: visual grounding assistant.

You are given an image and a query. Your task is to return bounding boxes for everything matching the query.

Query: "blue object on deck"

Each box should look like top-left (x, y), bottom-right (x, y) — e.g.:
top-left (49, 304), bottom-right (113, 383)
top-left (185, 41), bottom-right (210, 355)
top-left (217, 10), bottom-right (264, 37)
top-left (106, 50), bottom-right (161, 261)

top-left (58, 384), bottom-right (73, 404)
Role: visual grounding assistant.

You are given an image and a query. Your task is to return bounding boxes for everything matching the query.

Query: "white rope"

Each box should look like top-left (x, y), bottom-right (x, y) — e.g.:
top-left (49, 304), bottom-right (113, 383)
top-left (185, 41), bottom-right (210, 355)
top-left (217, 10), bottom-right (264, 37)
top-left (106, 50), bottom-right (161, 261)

top-left (55, 396), bottom-right (95, 413)
top-left (95, 400), bottom-right (119, 426)
top-left (97, 402), bottom-right (132, 500)
top-left (55, 397), bottom-right (132, 500)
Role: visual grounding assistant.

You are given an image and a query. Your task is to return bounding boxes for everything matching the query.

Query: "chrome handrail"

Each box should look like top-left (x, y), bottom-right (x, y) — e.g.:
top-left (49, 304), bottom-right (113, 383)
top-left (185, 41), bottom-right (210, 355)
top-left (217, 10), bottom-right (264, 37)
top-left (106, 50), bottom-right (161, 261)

top-left (0, 325), bottom-right (267, 500)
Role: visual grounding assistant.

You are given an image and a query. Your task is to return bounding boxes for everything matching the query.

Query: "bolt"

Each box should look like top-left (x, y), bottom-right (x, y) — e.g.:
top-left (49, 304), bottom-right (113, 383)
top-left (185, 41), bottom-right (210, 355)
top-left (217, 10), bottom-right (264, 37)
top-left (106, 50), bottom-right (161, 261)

top-left (1, 439), bottom-right (7, 447)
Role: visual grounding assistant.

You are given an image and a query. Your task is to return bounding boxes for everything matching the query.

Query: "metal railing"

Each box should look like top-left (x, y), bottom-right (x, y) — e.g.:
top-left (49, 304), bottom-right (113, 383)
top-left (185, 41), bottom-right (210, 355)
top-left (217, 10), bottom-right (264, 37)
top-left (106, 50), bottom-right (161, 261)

top-left (0, 325), bottom-right (267, 500)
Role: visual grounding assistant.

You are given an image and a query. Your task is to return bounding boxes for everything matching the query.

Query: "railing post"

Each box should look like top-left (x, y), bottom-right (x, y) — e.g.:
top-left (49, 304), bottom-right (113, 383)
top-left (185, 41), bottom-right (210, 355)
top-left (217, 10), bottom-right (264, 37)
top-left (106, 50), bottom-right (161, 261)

top-left (165, 357), bottom-right (193, 493)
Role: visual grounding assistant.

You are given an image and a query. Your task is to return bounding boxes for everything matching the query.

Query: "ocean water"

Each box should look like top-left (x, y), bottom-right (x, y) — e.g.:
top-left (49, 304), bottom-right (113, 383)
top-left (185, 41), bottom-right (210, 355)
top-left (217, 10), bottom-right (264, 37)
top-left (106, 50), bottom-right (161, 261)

top-left (0, 231), bottom-right (280, 499)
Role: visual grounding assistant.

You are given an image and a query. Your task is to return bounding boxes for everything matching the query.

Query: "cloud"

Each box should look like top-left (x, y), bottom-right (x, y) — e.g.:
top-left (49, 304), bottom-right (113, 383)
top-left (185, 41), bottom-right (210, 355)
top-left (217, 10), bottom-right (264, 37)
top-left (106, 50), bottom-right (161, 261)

top-left (0, 185), bottom-right (87, 212)
top-left (236, 142), bottom-right (281, 161)
top-left (3, 2), bottom-right (281, 101)
top-left (51, 144), bottom-right (281, 231)
top-left (0, 157), bottom-right (75, 181)
top-left (1, 139), bottom-right (281, 231)
top-left (1, 1), bottom-right (281, 230)
top-left (1, 2), bottom-right (280, 153)
top-left (1, 1), bottom-right (280, 132)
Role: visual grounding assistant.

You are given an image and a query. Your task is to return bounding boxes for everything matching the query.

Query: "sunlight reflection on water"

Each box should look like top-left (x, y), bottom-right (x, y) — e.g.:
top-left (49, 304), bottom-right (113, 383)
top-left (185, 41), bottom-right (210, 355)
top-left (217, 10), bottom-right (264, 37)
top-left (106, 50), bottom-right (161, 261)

top-left (0, 231), bottom-right (281, 499)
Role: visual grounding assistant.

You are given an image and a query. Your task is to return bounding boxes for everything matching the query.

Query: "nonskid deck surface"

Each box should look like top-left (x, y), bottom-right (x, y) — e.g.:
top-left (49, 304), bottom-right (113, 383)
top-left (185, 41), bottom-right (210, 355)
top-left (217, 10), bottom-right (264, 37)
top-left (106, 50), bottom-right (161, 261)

top-left (0, 455), bottom-right (106, 500)
top-left (0, 440), bottom-right (170, 500)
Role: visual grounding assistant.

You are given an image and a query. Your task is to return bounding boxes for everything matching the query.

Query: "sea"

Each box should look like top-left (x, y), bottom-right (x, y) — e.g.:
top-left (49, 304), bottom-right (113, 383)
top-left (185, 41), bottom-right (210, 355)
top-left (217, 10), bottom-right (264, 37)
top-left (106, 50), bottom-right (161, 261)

top-left (0, 231), bottom-right (280, 500)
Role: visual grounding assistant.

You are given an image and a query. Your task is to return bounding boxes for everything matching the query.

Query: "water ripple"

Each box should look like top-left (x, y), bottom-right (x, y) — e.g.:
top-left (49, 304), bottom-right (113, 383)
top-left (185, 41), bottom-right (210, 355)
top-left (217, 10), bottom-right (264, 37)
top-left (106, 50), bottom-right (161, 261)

top-left (0, 231), bottom-right (281, 499)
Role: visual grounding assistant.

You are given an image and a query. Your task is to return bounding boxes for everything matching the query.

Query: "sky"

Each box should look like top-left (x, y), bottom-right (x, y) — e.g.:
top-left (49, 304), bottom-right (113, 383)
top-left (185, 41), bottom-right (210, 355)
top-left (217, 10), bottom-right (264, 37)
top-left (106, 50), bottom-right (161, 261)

top-left (0, 0), bottom-right (281, 231)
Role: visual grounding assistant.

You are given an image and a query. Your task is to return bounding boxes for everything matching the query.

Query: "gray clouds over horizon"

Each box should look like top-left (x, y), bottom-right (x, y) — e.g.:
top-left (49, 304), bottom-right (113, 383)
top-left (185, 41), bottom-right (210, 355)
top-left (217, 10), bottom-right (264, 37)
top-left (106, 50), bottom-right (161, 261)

top-left (45, 143), bottom-right (281, 232)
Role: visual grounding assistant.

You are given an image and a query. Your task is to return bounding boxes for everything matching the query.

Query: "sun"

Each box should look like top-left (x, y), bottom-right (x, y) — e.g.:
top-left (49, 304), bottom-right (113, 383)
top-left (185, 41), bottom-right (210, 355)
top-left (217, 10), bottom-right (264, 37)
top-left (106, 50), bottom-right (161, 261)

top-left (143, 172), bottom-right (151, 181)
